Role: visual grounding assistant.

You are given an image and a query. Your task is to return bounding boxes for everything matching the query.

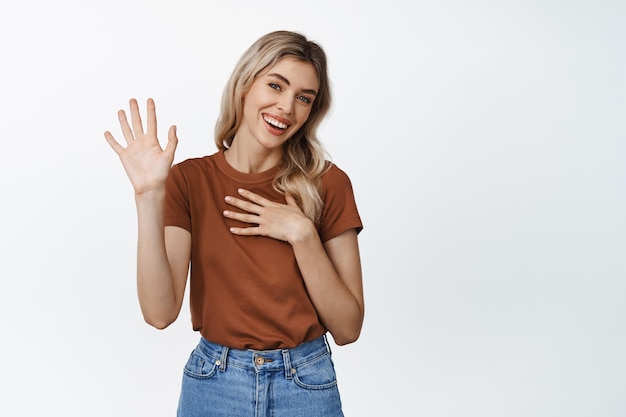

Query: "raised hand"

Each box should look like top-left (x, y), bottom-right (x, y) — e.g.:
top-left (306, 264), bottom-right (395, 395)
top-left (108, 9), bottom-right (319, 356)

top-left (104, 98), bottom-right (178, 195)
top-left (223, 189), bottom-right (316, 244)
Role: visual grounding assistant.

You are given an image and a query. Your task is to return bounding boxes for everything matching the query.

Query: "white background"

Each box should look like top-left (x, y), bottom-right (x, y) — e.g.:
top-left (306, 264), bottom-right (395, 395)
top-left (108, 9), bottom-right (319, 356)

top-left (1, 0), bottom-right (625, 415)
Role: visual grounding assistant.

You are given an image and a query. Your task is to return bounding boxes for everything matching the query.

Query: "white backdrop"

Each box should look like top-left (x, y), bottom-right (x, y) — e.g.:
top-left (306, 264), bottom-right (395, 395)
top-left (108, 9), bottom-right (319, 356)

top-left (1, 0), bottom-right (625, 416)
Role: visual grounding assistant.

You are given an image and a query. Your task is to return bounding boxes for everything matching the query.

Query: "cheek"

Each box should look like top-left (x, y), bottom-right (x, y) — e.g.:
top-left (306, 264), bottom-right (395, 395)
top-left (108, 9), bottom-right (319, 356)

top-left (297, 108), bottom-right (313, 125)
top-left (296, 105), bottom-right (313, 123)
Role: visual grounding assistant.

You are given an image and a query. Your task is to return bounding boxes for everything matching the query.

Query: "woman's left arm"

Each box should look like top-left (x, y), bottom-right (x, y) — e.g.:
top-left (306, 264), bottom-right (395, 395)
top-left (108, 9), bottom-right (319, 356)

top-left (224, 189), bottom-right (364, 345)
top-left (292, 227), bottom-right (364, 345)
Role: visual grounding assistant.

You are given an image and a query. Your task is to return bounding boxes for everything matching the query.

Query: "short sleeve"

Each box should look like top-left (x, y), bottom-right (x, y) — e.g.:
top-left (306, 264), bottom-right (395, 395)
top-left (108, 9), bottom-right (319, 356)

top-left (164, 163), bottom-right (192, 232)
top-left (318, 165), bottom-right (363, 243)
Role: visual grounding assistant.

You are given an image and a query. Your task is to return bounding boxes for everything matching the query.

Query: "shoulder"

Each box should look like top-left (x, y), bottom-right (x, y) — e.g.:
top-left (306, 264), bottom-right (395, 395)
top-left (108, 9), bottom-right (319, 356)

top-left (320, 162), bottom-right (355, 192)
top-left (170, 152), bottom-right (220, 179)
top-left (317, 161), bottom-right (363, 240)
top-left (173, 154), bottom-right (215, 171)
top-left (167, 154), bottom-right (218, 195)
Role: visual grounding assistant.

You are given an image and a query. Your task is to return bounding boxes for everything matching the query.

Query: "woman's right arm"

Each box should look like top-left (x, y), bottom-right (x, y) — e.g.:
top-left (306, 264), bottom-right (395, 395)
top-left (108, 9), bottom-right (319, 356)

top-left (105, 98), bottom-right (190, 329)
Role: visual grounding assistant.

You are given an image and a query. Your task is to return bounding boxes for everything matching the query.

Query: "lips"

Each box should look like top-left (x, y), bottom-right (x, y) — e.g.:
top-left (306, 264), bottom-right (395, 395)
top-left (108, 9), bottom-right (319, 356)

top-left (263, 113), bottom-right (291, 130)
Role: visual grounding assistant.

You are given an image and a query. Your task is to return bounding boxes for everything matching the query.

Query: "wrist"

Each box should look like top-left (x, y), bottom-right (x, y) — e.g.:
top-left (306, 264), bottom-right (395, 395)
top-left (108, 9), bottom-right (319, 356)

top-left (289, 219), bottom-right (318, 246)
top-left (134, 186), bottom-right (166, 204)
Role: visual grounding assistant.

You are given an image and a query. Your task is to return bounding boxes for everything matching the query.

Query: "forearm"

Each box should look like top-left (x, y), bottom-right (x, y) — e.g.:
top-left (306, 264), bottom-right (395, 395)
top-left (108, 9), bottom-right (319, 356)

top-left (135, 188), bottom-right (179, 328)
top-left (291, 228), bottom-right (364, 345)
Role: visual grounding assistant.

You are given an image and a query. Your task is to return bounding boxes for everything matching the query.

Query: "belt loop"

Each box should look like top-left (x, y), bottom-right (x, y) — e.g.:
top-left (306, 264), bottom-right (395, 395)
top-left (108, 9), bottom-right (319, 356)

top-left (323, 333), bottom-right (332, 355)
top-left (282, 349), bottom-right (293, 379)
top-left (218, 346), bottom-right (229, 372)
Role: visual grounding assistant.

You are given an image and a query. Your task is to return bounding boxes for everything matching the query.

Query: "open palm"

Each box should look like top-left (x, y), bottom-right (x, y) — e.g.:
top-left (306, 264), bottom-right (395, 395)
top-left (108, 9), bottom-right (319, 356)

top-left (104, 98), bottom-right (178, 194)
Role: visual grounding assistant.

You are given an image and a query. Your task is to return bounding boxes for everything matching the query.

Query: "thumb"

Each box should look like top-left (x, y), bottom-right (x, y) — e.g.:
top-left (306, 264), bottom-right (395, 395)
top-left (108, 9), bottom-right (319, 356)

top-left (165, 125), bottom-right (179, 154)
top-left (285, 193), bottom-right (299, 208)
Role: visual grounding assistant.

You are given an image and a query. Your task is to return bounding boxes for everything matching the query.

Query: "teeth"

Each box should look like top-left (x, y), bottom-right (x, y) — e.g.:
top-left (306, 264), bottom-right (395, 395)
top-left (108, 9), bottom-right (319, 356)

top-left (264, 116), bottom-right (288, 129)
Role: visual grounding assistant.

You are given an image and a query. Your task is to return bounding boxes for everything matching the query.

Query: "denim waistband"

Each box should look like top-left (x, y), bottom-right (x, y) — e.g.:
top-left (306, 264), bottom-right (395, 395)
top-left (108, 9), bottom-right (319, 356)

top-left (196, 334), bottom-right (332, 378)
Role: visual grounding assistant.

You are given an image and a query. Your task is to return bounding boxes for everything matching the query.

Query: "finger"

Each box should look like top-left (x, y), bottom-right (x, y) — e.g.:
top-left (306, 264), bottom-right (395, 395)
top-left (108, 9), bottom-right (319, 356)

top-left (129, 98), bottom-right (145, 138)
top-left (237, 188), bottom-right (272, 206)
top-left (146, 98), bottom-right (157, 137)
top-left (117, 109), bottom-right (135, 145)
top-left (285, 194), bottom-right (298, 207)
top-left (165, 125), bottom-right (179, 156)
top-left (228, 226), bottom-right (262, 236)
top-left (224, 196), bottom-right (261, 214)
top-left (223, 210), bottom-right (261, 225)
top-left (285, 194), bottom-right (304, 214)
top-left (104, 131), bottom-right (125, 155)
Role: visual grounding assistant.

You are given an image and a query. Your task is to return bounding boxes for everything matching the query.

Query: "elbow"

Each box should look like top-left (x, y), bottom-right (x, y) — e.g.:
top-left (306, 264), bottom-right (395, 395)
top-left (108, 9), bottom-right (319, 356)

top-left (331, 327), bottom-right (362, 346)
top-left (147, 320), bottom-right (172, 330)
top-left (329, 309), bottom-right (364, 346)
top-left (143, 313), bottom-right (176, 330)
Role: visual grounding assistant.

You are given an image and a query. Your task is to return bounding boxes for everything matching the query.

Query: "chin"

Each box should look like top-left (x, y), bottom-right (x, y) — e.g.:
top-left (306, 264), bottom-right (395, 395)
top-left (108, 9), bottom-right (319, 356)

top-left (256, 133), bottom-right (292, 150)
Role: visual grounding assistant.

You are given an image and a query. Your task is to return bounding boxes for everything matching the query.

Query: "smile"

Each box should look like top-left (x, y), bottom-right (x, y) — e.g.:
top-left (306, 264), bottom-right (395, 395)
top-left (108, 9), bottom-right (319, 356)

top-left (263, 115), bottom-right (289, 130)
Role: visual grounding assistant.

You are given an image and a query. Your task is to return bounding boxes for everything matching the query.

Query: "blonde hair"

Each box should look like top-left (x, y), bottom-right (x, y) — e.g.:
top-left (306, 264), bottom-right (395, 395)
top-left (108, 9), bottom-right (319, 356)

top-left (215, 31), bottom-right (332, 223)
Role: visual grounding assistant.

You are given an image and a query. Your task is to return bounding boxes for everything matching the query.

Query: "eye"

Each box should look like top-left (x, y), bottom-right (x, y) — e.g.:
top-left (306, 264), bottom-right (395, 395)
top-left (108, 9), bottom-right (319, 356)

top-left (297, 95), bottom-right (312, 104)
top-left (268, 83), bottom-right (281, 91)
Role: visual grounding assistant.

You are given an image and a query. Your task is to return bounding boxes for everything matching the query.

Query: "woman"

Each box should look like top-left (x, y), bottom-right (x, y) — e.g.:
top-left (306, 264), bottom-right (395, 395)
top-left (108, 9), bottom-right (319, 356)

top-left (105, 30), bottom-right (363, 417)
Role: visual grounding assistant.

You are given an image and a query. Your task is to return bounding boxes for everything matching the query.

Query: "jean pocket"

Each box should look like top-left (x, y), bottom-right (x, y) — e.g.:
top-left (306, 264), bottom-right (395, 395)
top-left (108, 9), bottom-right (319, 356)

top-left (292, 353), bottom-right (338, 390)
top-left (182, 349), bottom-right (219, 380)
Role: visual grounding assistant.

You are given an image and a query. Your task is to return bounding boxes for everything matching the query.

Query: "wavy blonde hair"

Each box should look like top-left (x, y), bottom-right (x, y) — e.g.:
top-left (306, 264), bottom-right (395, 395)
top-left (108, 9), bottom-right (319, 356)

top-left (214, 31), bottom-right (331, 223)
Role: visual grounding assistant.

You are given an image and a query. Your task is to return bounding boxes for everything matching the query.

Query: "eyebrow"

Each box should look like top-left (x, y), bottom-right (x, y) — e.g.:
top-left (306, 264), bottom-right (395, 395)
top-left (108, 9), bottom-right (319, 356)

top-left (267, 73), bottom-right (318, 96)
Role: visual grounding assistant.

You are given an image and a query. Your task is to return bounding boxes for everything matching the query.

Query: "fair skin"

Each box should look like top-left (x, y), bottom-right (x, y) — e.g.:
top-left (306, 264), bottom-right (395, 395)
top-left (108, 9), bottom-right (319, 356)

top-left (104, 57), bottom-right (364, 345)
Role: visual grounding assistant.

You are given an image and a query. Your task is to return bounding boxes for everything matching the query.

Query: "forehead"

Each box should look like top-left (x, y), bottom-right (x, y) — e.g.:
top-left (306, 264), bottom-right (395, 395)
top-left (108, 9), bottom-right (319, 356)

top-left (262, 57), bottom-right (319, 90)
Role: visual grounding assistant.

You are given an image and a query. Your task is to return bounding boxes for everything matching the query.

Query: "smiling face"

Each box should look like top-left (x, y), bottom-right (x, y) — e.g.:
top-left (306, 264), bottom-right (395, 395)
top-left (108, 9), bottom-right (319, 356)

top-left (234, 57), bottom-right (320, 156)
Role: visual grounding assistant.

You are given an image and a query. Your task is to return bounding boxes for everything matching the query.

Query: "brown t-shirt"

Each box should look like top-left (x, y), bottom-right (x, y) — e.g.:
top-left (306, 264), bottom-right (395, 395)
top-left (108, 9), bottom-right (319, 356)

top-left (164, 150), bottom-right (362, 350)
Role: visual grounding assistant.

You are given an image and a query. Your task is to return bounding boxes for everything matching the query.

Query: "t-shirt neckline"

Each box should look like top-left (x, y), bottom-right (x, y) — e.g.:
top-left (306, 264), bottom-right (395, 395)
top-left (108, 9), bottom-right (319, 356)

top-left (214, 149), bottom-right (281, 184)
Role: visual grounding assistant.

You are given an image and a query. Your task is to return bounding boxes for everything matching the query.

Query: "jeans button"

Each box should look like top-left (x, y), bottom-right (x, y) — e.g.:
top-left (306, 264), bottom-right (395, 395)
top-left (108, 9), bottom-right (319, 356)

top-left (255, 356), bottom-right (264, 365)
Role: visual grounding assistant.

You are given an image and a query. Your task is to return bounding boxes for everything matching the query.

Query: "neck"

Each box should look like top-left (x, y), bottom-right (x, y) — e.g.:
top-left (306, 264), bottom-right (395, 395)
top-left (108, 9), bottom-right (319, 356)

top-left (224, 139), bottom-right (282, 174)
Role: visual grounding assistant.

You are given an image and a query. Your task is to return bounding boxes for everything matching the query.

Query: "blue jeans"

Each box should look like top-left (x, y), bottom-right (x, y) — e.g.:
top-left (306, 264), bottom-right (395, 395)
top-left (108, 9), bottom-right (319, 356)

top-left (177, 334), bottom-right (344, 417)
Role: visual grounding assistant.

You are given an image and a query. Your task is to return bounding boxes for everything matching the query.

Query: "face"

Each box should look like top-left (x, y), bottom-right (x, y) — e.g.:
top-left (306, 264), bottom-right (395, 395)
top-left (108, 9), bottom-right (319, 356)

top-left (236, 57), bottom-right (319, 153)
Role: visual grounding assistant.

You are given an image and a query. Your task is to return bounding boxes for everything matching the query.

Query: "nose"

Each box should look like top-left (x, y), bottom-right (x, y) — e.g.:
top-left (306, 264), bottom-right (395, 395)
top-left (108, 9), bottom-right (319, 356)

top-left (277, 95), bottom-right (294, 114)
